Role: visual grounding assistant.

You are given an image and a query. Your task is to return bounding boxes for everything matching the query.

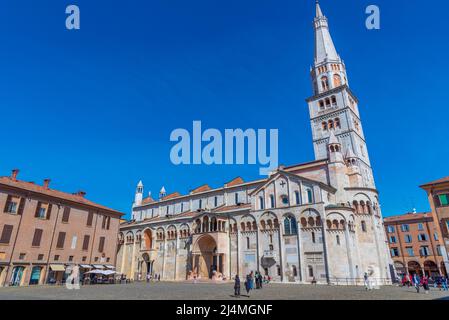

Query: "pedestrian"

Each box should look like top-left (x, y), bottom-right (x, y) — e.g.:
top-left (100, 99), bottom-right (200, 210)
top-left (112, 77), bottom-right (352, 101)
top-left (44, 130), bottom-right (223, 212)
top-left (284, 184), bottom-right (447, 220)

top-left (234, 275), bottom-right (241, 297)
top-left (245, 274), bottom-right (252, 296)
top-left (422, 275), bottom-right (430, 294)
top-left (146, 273), bottom-right (150, 283)
top-left (193, 275), bottom-right (197, 284)
top-left (158, 274), bottom-right (161, 281)
top-left (259, 273), bottom-right (263, 289)
top-left (442, 277), bottom-right (448, 291)
top-left (363, 272), bottom-right (370, 291)
top-left (255, 272), bottom-right (260, 289)
top-left (413, 274), bottom-right (421, 293)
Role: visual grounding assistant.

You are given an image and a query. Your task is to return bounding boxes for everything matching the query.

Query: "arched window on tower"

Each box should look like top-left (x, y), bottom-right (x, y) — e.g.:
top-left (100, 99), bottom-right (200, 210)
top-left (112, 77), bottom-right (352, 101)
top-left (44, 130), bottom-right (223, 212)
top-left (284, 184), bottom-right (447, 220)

top-left (322, 122), bottom-right (328, 131)
top-left (319, 100), bottom-right (325, 110)
top-left (328, 119), bottom-right (334, 130)
top-left (361, 220), bottom-right (367, 232)
top-left (321, 76), bottom-right (329, 91)
top-left (331, 96), bottom-right (337, 107)
top-left (295, 191), bottom-right (301, 205)
top-left (333, 74), bottom-right (342, 87)
top-left (335, 118), bottom-right (341, 129)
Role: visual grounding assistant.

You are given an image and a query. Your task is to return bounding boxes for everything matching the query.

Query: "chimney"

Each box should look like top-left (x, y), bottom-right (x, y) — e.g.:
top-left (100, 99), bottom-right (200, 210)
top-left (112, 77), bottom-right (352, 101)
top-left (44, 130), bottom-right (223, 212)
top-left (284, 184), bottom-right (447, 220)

top-left (43, 179), bottom-right (51, 189)
top-left (11, 169), bottom-right (19, 181)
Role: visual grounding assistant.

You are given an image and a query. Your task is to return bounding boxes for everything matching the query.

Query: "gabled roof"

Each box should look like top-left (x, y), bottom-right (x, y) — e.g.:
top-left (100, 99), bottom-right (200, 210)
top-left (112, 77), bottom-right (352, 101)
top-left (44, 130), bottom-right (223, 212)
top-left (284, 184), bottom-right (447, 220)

top-left (225, 177), bottom-right (244, 188)
top-left (161, 192), bottom-right (182, 201)
top-left (249, 170), bottom-right (336, 196)
top-left (141, 196), bottom-right (155, 205)
top-left (0, 176), bottom-right (122, 216)
top-left (190, 184), bottom-right (211, 194)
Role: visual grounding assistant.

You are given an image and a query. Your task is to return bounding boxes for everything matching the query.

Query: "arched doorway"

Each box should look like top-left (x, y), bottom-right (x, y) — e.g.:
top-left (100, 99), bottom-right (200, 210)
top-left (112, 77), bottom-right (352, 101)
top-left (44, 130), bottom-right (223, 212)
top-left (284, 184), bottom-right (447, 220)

top-left (423, 261), bottom-right (439, 277)
top-left (193, 235), bottom-right (218, 279)
top-left (407, 261), bottom-right (422, 277)
top-left (29, 266), bottom-right (42, 285)
top-left (141, 253), bottom-right (151, 276)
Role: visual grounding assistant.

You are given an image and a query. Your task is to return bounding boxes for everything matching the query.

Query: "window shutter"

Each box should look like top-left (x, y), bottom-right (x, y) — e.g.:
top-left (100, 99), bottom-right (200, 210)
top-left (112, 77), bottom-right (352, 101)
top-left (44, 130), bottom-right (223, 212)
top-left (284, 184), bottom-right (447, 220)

top-left (82, 235), bottom-right (90, 250)
top-left (35, 202), bottom-right (41, 217)
top-left (56, 232), bottom-right (66, 248)
top-left (3, 195), bottom-right (12, 212)
top-left (47, 204), bottom-right (52, 219)
top-left (0, 225), bottom-right (13, 244)
top-left (62, 207), bottom-right (71, 222)
top-left (98, 237), bottom-right (105, 252)
top-left (32, 229), bottom-right (43, 247)
top-left (87, 212), bottom-right (93, 226)
top-left (101, 215), bottom-right (106, 229)
top-left (17, 198), bottom-right (26, 215)
top-left (106, 216), bottom-right (111, 230)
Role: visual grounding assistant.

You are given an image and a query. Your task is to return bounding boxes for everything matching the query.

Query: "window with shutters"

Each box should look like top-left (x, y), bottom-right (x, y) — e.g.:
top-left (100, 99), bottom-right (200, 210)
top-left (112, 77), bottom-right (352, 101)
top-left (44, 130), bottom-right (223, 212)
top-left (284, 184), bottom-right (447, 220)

top-left (35, 202), bottom-right (51, 219)
top-left (0, 225), bottom-right (13, 244)
top-left (86, 211), bottom-right (94, 226)
top-left (32, 228), bottom-right (43, 247)
top-left (101, 215), bottom-right (106, 229)
top-left (4, 195), bottom-right (21, 214)
top-left (19, 253), bottom-right (26, 260)
top-left (62, 207), bottom-right (71, 223)
top-left (56, 232), bottom-right (66, 249)
top-left (98, 236), bottom-right (105, 252)
top-left (106, 216), bottom-right (111, 230)
top-left (54, 255), bottom-right (60, 261)
top-left (82, 235), bottom-right (90, 251)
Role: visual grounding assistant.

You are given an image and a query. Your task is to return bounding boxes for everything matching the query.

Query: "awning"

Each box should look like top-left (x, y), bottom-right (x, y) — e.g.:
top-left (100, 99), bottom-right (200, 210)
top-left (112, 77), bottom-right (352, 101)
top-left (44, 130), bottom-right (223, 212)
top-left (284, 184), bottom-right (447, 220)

top-left (80, 264), bottom-right (93, 269)
top-left (49, 264), bottom-right (66, 272)
top-left (104, 265), bottom-right (115, 269)
top-left (93, 265), bottom-right (105, 269)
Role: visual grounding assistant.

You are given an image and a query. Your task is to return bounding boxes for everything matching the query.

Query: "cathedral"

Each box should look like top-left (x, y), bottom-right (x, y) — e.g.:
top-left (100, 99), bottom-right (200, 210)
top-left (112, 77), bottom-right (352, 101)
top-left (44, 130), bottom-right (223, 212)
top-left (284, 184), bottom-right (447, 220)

top-left (117, 2), bottom-right (393, 285)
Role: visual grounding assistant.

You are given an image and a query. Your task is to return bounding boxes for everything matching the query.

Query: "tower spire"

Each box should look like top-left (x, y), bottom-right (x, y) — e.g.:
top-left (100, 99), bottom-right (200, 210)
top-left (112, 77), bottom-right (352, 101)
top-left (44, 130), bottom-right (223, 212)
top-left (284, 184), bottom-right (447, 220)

top-left (316, 0), bottom-right (323, 18)
top-left (313, 1), bottom-right (339, 65)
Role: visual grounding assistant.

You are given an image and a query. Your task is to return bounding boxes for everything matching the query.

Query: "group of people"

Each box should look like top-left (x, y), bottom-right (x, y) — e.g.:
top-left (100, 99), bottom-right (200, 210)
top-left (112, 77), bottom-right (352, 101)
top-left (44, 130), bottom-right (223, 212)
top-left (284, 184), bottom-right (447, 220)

top-left (401, 274), bottom-right (449, 293)
top-left (234, 271), bottom-right (270, 297)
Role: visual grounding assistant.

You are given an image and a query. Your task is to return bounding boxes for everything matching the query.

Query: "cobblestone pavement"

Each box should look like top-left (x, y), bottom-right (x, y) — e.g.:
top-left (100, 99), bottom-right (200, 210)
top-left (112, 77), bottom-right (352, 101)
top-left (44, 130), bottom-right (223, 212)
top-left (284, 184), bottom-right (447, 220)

top-left (0, 281), bottom-right (448, 300)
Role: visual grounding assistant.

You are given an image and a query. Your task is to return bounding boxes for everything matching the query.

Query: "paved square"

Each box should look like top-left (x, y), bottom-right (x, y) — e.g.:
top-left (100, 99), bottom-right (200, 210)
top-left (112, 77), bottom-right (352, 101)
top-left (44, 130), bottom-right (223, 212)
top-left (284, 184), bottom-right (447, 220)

top-left (0, 282), bottom-right (448, 300)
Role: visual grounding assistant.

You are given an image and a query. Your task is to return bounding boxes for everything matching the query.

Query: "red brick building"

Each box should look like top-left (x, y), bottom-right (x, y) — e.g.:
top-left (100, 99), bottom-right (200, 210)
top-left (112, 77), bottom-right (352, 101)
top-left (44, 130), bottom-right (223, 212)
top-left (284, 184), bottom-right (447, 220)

top-left (384, 212), bottom-right (446, 278)
top-left (420, 176), bottom-right (449, 276)
top-left (0, 169), bottom-right (123, 286)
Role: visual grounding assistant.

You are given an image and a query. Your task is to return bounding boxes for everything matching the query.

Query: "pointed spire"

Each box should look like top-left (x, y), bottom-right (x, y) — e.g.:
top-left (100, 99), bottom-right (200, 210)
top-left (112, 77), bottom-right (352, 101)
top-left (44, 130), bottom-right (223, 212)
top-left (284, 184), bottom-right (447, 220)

top-left (314, 1), bottom-right (339, 64)
top-left (316, 0), bottom-right (323, 18)
top-left (328, 131), bottom-right (339, 145)
top-left (137, 180), bottom-right (143, 188)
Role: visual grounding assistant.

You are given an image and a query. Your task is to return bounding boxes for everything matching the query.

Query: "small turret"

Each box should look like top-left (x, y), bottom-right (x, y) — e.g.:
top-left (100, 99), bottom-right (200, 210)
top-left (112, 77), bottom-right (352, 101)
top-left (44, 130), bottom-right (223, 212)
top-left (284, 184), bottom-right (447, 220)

top-left (159, 186), bottom-right (166, 199)
top-left (328, 131), bottom-right (343, 163)
top-left (134, 180), bottom-right (144, 206)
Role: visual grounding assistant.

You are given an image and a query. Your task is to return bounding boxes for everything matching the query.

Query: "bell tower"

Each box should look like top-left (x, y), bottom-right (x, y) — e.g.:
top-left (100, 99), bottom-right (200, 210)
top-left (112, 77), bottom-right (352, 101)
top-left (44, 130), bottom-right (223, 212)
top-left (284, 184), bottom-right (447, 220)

top-left (306, 1), bottom-right (375, 188)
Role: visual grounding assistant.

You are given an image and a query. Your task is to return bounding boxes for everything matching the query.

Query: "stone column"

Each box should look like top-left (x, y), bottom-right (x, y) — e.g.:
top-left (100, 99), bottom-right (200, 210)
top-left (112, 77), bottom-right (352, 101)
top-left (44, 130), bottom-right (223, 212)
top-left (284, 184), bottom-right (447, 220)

top-left (344, 225), bottom-right (355, 282)
top-left (256, 226), bottom-right (262, 273)
top-left (130, 239), bottom-right (137, 280)
top-left (278, 223), bottom-right (286, 282)
top-left (296, 221), bottom-right (305, 282)
top-left (120, 242), bottom-right (127, 276)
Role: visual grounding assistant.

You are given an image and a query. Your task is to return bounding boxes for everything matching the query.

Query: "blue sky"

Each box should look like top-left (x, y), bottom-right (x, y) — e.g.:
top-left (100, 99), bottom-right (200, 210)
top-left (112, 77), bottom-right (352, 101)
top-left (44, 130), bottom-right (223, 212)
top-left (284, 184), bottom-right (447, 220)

top-left (0, 0), bottom-right (447, 218)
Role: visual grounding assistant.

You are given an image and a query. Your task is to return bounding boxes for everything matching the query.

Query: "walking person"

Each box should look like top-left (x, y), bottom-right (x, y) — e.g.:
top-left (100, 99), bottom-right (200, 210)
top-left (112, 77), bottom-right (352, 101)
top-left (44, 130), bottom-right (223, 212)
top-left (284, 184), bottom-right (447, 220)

top-left (259, 273), bottom-right (263, 289)
top-left (146, 273), bottom-right (150, 283)
top-left (442, 276), bottom-right (448, 291)
top-left (363, 273), bottom-right (370, 291)
top-left (422, 275), bottom-right (430, 294)
top-left (255, 272), bottom-right (260, 289)
top-left (245, 274), bottom-right (252, 296)
top-left (413, 274), bottom-right (421, 293)
top-left (234, 275), bottom-right (241, 297)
